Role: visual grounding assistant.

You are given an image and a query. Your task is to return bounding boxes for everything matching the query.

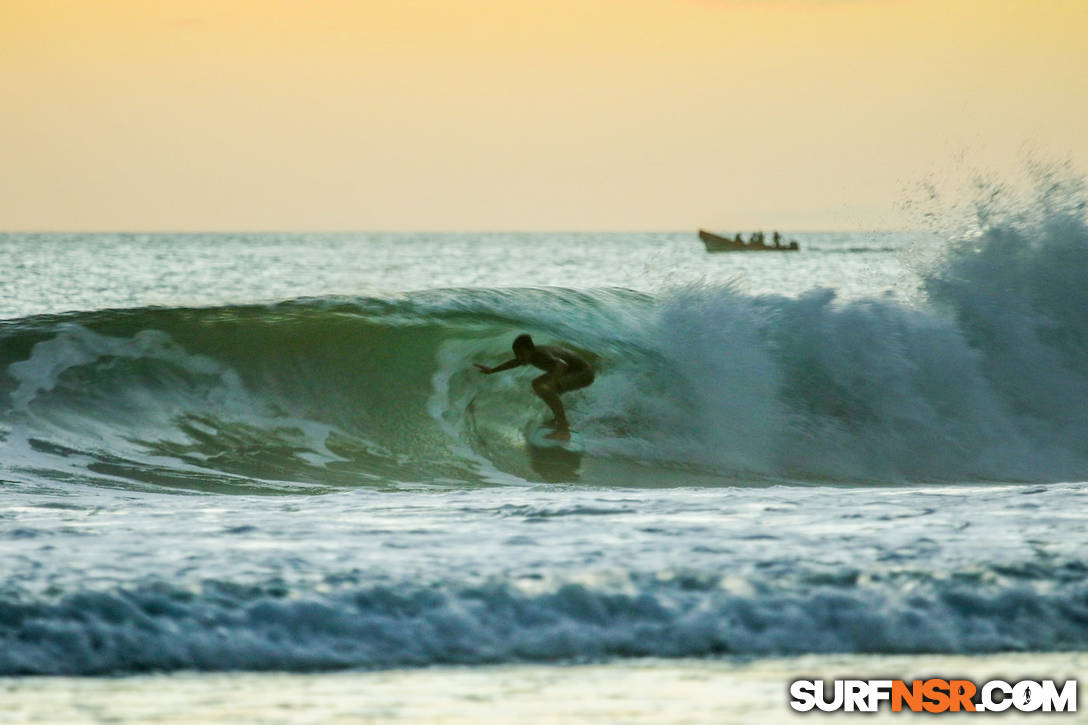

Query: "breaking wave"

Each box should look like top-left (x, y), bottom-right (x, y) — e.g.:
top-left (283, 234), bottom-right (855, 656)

top-left (3, 569), bottom-right (1087, 675)
top-left (1, 205), bottom-right (1087, 491)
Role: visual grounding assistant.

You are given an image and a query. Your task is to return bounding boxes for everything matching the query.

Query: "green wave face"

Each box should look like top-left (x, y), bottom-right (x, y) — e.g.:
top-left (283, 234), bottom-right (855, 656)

top-left (0, 289), bottom-right (698, 493)
top-left (4, 211), bottom-right (1088, 495)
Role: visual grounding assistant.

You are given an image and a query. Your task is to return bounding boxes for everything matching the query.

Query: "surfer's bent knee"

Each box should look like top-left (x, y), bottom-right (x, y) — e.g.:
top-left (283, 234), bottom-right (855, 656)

top-left (532, 375), bottom-right (555, 395)
top-left (557, 369), bottom-right (594, 393)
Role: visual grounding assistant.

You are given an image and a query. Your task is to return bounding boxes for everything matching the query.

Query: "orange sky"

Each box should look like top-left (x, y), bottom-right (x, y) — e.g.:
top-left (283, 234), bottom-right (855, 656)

top-left (2, 0), bottom-right (1086, 230)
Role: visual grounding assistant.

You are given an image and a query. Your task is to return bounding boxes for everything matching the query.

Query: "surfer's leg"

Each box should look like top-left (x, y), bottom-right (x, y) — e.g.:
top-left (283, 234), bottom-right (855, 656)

top-left (555, 368), bottom-right (594, 393)
top-left (531, 374), bottom-right (569, 438)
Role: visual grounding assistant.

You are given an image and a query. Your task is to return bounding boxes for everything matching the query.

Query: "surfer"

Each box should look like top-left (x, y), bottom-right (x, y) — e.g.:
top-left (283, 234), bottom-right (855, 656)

top-left (474, 334), bottom-right (594, 440)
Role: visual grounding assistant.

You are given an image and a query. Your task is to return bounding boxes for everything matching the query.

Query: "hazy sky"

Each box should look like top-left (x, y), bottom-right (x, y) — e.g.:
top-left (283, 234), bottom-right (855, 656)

top-left (2, 0), bottom-right (1086, 231)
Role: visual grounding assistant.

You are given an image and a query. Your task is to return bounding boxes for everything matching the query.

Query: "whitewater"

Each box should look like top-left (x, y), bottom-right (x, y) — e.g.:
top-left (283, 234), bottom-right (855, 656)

top-left (1, 187), bottom-right (1086, 721)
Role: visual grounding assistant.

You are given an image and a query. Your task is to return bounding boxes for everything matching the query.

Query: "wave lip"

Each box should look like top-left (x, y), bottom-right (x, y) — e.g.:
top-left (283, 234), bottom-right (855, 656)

top-left (2, 574), bottom-right (1087, 675)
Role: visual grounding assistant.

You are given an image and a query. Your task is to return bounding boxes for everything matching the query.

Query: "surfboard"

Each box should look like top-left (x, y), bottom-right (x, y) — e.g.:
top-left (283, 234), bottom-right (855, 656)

top-left (526, 424), bottom-right (586, 453)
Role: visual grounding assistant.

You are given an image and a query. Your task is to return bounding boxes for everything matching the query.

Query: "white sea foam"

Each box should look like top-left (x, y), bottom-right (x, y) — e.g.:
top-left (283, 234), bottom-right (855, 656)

top-left (2, 572), bottom-right (1086, 675)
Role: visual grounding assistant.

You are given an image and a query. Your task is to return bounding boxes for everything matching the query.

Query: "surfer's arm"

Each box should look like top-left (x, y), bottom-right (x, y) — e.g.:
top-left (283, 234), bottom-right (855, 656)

top-left (474, 359), bottom-right (521, 375)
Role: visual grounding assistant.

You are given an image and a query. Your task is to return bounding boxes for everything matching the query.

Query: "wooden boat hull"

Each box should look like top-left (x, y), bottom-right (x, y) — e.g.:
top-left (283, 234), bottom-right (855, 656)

top-left (699, 229), bottom-right (799, 252)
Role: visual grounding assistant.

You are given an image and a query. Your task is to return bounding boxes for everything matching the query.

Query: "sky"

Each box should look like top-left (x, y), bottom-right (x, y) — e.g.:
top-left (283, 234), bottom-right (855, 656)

top-left (2, 0), bottom-right (1086, 231)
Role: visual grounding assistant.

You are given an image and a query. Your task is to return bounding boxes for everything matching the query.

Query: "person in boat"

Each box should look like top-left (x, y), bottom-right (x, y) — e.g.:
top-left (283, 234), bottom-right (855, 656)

top-left (733, 233), bottom-right (743, 244)
top-left (773, 231), bottom-right (782, 248)
top-left (474, 334), bottom-right (595, 440)
top-left (749, 231), bottom-right (764, 247)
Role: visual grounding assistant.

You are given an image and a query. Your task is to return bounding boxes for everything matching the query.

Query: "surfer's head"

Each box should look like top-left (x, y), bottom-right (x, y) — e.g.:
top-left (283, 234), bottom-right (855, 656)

top-left (513, 333), bottom-right (534, 362)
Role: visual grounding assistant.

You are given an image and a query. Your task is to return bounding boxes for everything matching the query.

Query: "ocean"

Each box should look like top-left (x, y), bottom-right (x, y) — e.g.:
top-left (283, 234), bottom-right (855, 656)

top-left (2, 203), bottom-right (1087, 721)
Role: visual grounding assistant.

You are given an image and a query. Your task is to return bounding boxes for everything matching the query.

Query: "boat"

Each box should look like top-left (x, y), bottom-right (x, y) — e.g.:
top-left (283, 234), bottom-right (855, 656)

top-left (699, 229), bottom-right (799, 252)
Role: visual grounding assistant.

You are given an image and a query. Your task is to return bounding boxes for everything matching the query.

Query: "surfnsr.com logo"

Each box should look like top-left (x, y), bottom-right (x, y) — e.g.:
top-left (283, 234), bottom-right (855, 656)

top-left (789, 679), bottom-right (1077, 713)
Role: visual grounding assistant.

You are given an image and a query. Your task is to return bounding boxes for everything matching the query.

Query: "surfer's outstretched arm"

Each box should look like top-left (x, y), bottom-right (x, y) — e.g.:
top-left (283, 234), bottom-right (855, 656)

top-left (474, 359), bottom-right (521, 375)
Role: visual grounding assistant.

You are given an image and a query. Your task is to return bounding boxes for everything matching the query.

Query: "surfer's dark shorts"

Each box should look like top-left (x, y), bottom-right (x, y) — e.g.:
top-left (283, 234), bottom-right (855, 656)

top-left (555, 368), bottom-right (595, 393)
